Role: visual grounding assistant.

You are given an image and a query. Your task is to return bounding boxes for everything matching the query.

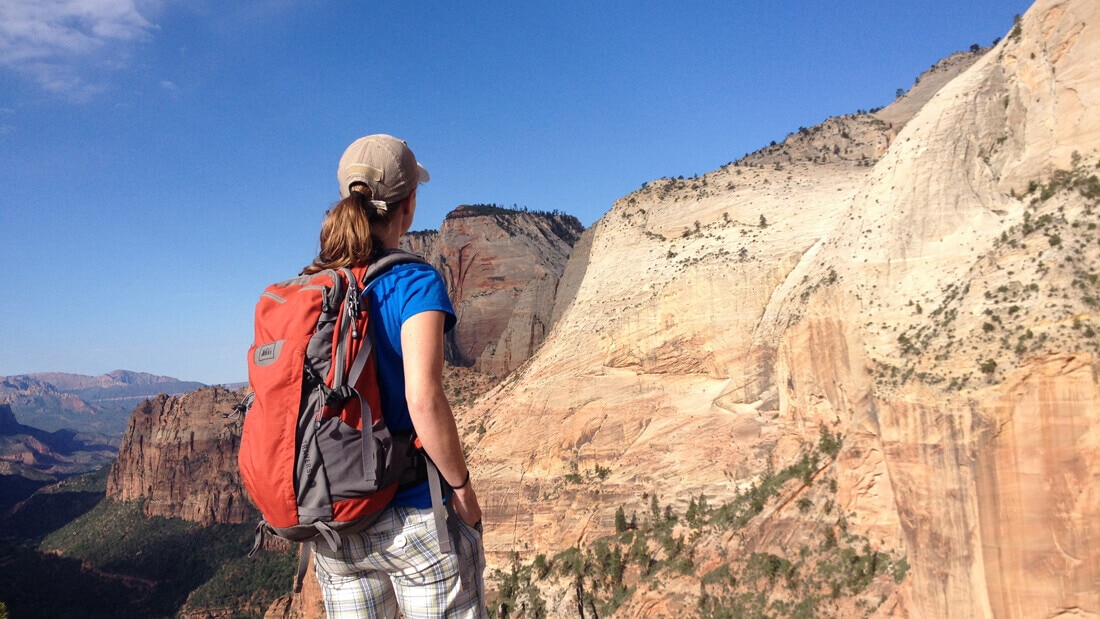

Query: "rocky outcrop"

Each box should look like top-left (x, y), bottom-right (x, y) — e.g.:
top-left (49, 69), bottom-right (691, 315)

top-left (402, 205), bottom-right (585, 375)
top-left (264, 560), bottom-right (325, 619)
top-left (0, 401), bottom-right (20, 431)
top-left (464, 1), bottom-right (1100, 617)
top-left (737, 48), bottom-right (988, 172)
top-left (107, 386), bottom-right (254, 525)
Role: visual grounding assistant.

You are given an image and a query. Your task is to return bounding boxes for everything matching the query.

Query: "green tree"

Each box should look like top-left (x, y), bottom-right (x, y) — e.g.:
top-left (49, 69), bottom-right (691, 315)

top-left (614, 506), bottom-right (628, 533)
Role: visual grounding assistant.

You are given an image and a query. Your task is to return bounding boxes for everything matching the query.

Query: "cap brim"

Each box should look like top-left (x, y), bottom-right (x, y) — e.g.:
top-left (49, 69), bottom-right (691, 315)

top-left (417, 162), bottom-right (430, 183)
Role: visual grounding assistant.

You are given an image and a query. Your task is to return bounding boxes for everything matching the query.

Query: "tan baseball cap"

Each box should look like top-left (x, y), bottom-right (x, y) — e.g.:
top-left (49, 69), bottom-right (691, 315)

top-left (337, 134), bottom-right (430, 201)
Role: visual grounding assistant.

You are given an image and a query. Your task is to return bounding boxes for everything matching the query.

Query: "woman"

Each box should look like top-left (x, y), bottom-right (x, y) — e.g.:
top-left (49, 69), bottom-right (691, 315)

top-left (305, 134), bottom-right (485, 618)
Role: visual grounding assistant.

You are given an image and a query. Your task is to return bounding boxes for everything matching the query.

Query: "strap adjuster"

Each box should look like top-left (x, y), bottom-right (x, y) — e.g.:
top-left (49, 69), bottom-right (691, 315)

top-left (325, 384), bottom-right (357, 406)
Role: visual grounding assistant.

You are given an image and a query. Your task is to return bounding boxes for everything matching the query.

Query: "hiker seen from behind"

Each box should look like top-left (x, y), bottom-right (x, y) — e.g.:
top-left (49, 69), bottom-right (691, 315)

top-left (315, 134), bottom-right (485, 618)
top-left (241, 133), bottom-right (486, 618)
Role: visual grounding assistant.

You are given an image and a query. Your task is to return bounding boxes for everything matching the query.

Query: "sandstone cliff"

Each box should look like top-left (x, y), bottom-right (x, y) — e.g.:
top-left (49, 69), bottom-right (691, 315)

top-left (107, 386), bottom-right (254, 525)
top-left (97, 2), bottom-right (1100, 616)
top-left (402, 205), bottom-right (585, 376)
top-left (466, 1), bottom-right (1100, 617)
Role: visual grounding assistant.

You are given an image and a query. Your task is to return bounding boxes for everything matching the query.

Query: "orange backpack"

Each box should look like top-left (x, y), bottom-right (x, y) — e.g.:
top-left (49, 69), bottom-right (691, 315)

top-left (238, 252), bottom-right (428, 588)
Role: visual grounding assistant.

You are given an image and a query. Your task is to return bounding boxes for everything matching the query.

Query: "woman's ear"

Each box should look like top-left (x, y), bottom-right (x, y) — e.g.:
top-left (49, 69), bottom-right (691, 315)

top-left (398, 189), bottom-right (417, 233)
top-left (400, 189), bottom-right (417, 217)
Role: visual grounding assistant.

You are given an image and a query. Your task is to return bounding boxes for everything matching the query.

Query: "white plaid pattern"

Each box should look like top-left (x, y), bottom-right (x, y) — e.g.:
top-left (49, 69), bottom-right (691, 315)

top-left (313, 505), bottom-right (487, 618)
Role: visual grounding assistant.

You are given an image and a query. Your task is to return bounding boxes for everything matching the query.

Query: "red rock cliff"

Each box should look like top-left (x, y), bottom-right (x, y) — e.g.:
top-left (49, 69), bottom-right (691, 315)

top-left (403, 205), bottom-right (584, 375)
top-left (107, 386), bottom-right (254, 525)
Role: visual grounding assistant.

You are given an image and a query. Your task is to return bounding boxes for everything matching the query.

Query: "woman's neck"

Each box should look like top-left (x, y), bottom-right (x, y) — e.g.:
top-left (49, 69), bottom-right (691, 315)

top-left (376, 223), bottom-right (403, 250)
top-left (377, 199), bottom-right (414, 249)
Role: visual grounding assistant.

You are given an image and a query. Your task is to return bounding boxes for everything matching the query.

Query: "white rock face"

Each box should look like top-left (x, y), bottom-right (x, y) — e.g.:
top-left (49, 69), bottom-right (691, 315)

top-left (466, 1), bottom-right (1100, 617)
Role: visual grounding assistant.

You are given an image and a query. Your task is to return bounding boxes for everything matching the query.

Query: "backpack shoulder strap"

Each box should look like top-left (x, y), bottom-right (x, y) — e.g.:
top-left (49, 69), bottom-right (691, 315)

top-left (347, 251), bottom-right (429, 385)
top-left (363, 249), bottom-right (429, 289)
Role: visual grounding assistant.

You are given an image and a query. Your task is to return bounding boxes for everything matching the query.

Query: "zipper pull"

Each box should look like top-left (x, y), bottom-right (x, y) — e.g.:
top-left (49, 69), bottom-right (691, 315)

top-left (346, 283), bottom-right (361, 339)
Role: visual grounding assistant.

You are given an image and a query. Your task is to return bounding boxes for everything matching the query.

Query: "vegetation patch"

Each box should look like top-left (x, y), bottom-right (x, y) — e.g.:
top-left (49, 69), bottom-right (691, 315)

top-left (876, 156), bottom-right (1100, 393)
top-left (0, 496), bottom-right (297, 618)
top-left (488, 428), bottom-right (907, 618)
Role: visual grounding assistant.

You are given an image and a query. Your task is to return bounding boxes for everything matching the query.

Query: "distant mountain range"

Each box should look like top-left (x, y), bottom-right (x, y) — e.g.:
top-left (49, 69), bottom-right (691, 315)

top-left (0, 370), bottom-right (205, 435)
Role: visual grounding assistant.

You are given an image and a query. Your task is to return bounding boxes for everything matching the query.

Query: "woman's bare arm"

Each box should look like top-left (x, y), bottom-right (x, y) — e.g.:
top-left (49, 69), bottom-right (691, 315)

top-left (401, 310), bottom-right (482, 527)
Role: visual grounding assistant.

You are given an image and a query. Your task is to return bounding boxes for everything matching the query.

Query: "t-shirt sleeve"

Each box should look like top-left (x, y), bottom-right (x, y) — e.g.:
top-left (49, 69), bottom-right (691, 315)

top-left (396, 264), bottom-right (457, 333)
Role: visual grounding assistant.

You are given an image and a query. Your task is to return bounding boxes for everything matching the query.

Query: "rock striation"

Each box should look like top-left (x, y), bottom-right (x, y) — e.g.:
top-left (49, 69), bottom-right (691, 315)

top-left (0, 370), bottom-right (205, 434)
top-left (463, 1), bottom-right (1100, 617)
top-left (107, 386), bottom-right (254, 525)
top-left (402, 205), bottom-right (584, 375)
top-left (0, 375), bottom-right (103, 432)
top-left (92, 2), bottom-right (1100, 616)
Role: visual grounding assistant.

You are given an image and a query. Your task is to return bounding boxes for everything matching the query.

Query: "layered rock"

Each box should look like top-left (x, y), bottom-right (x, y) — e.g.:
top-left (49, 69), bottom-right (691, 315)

top-left (26, 369), bottom-right (202, 393)
top-left (402, 205), bottom-right (584, 375)
top-left (464, 1), bottom-right (1100, 617)
top-left (0, 375), bottom-right (102, 432)
top-left (107, 386), bottom-right (254, 525)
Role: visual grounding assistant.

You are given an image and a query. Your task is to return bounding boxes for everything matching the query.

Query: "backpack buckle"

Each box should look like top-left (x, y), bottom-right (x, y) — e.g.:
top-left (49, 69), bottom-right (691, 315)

top-left (325, 385), bottom-right (357, 407)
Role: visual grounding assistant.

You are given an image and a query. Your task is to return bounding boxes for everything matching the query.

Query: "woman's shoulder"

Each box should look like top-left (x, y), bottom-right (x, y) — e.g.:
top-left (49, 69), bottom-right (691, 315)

top-left (368, 257), bottom-right (451, 308)
top-left (375, 260), bottom-right (444, 289)
top-left (369, 250), bottom-right (435, 276)
top-left (371, 260), bottom-right (455, 331)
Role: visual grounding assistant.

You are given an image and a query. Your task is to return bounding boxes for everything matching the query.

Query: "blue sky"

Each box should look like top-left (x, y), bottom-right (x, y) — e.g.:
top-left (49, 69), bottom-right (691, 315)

top-left (0, 0), bottom-right (1032, 385)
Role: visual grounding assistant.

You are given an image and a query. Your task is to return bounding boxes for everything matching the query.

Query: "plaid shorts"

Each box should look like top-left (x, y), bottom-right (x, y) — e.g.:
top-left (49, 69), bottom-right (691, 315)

top-left (312, 505), bottom-right (487, 619)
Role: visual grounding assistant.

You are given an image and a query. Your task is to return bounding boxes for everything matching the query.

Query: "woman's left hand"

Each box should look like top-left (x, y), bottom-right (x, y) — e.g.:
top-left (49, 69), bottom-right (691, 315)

top-left (452, 484), bottom-right (482, 528)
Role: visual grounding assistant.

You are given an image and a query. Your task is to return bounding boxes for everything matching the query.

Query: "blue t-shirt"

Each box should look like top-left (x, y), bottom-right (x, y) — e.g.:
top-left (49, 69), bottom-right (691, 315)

top-left (364, 261), bottom-right (456, 508)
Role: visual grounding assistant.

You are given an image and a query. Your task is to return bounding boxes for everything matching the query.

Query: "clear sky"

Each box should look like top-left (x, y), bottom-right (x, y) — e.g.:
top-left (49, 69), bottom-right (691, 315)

top-left (0, 0), bottom-right (1033, 385)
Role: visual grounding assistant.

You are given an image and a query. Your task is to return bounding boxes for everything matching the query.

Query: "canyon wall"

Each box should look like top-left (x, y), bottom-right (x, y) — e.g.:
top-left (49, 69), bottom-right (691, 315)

top-left (102, 1), bottom-right (1100, 616)
top-left (107, 387), bottom-right (253, 525)
top-left (467, 0), bottom-right (1100, 616)
top-left (403, 205), bottom-right (584, 375)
